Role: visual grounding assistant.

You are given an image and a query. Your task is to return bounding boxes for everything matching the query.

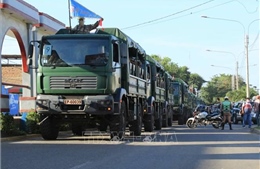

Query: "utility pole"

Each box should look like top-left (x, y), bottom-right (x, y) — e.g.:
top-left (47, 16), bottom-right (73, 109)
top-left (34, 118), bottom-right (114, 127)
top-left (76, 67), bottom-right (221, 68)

top-left (236, 61), bottom-right (239, 90)
top-left (245, 34), bottom-right (249, 98)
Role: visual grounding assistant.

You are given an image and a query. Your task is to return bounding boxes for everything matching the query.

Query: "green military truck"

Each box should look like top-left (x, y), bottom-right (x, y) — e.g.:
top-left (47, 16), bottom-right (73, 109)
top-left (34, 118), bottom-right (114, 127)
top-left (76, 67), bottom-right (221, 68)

top-left (164, 72), bottom-right (174, 127)
top-left (172, 78), bottom-right (193, 125)
top-left (144, 56), bottom-right (173, 131)
top-left (28, 28), bottom-right (150, 140)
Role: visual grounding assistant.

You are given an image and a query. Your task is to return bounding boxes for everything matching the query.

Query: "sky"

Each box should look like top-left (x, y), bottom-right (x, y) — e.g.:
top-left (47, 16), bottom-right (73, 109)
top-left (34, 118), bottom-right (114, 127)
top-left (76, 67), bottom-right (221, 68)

top-left (2, 0), bottom-right (259, 91)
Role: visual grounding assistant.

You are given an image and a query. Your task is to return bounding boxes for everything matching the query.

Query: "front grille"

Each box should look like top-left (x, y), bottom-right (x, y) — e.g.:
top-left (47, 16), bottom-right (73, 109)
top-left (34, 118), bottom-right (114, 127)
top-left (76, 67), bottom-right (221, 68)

top-left (50, 76), bottom-right (97, 89)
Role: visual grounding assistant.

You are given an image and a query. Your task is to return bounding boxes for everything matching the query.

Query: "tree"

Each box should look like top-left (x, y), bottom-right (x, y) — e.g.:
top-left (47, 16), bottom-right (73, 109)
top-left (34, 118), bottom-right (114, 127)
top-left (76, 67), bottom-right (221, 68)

top-left (200, 73), bottom-right (258, 103)
top-left (177, 66), bottom-right (190, 83)
top-left (151, 54), bottom-right (206, 96)
top-left (189, 73), bottom-right (206, 91)
top-left (200, 74), bottom-right (232, 103)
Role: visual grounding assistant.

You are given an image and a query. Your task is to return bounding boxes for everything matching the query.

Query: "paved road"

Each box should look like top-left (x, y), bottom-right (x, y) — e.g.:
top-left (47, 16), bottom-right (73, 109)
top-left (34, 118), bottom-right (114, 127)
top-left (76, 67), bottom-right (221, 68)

top-left (1, 123), bottom-right (260, 169)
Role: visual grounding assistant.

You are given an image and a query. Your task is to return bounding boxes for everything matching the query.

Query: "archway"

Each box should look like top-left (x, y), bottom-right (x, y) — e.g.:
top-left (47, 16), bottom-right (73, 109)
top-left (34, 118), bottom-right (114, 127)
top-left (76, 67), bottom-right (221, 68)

top-left (1, 28), bottom-right (27, 93)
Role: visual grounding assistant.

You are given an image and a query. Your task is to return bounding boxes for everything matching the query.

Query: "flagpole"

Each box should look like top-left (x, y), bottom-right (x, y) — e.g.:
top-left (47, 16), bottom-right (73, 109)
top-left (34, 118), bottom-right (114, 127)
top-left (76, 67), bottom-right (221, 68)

top-left (68, 0), bottom-right (72, 33)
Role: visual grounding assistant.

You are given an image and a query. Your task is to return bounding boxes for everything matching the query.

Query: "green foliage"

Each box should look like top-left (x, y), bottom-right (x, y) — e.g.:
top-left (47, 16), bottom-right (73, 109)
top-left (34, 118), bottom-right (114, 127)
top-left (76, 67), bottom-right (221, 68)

top-left (189, 73), bottom-right (206, 91)
top-left (26, 110), bottom-right (40, 134)
top-left (0, 112), bottom-right (25, 137)
top-left (150, 54), bottom-right (205, 90)
top-left (200, 74), bottom-right (258, 103)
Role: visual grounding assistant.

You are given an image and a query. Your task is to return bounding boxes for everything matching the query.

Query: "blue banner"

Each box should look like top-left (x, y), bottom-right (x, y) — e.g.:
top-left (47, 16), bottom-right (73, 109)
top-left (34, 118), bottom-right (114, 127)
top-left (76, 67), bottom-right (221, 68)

top-left (70, 0), bottom-right (101, 19)
top-left (1, 85), bottom-right (8, 94)
top-left (9, 94), bottom-right (19, 116)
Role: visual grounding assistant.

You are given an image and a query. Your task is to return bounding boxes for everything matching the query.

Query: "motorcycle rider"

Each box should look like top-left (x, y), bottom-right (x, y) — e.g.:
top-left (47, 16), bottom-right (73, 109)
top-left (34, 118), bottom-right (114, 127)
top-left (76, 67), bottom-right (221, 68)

top-left (220, 96), bottom-right (233, 130)
top-left (193, 104), bottom-right (206, 116)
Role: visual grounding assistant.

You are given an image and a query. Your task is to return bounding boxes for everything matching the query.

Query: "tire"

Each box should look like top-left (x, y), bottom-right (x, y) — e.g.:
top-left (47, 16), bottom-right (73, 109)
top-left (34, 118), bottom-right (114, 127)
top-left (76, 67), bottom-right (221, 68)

top-left (71, 123), bottom-right (84, 136)
top-left (144, 115), bottom-right (154, 132)
top-left (212, 121), bottom-right (221, 129)
top-left (129, 105), bottom-right (143, 136)
top-left (40, 115), bottom-right (59, 140)
top-left (178, 115), bottom-right (184, 125)
top-left (168, 109), bottom-right (173, 127)
top-left (110, 101), bottom-right (126, 140)
top-left (155, 106), bottom-right (162, 130)
top-left (162, 107), bottom-right (168, 127)
top-left (186, 119), bottom-right (196, 129)
top-left (144, 105), bottom-right (154, 132)
top-left (99, 119), bottom-right (109, 132)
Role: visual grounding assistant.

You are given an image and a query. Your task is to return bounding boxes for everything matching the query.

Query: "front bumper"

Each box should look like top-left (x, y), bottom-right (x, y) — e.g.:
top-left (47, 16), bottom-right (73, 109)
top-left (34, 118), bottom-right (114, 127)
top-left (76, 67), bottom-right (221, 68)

top-left (36, 95), bottom-right (115, 115)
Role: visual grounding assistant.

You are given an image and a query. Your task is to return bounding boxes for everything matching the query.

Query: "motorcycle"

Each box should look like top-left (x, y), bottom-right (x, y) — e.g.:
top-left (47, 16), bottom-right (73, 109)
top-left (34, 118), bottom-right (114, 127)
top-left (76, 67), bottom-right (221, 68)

top-left (186, 111), bottom-right (222, 129)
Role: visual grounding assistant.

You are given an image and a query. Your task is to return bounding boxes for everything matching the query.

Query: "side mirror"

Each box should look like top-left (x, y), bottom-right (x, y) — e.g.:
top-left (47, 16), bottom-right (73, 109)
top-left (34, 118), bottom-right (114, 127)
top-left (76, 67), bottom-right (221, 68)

top-left (27, 58), bottom-right (32, 66)
top-left (28, 44), bottom-right (34, 59)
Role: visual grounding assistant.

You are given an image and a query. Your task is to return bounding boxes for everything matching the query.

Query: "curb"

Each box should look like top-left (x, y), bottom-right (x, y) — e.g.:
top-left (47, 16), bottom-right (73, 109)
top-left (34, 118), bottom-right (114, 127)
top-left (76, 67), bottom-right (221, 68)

top-left (1, 134), bottom-right (40, 142)
top-left (1, 131), bottom-right (73, 142)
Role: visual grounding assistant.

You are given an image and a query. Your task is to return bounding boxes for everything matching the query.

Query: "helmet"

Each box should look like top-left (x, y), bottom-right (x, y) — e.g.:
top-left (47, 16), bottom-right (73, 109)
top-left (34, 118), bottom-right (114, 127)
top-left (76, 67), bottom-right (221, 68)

top-left (195, 104), bottom-right (205, 112)
top-left (224, 96), bottom-right (229, 100)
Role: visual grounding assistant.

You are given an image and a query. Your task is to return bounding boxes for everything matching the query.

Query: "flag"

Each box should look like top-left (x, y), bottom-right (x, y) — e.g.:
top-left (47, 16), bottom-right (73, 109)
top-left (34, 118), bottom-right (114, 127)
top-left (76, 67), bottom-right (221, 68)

top-left (70, 0), bottom-right (102, 19)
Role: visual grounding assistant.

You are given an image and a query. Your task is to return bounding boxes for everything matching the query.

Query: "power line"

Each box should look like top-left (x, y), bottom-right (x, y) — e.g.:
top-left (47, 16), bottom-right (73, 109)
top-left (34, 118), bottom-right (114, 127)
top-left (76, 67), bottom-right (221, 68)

top-left (121, 0), bottom-right (215, 30)
top-left (233, 0), bottom-right (259, 14)
top-left (124, 0), bottom-right (235, 30)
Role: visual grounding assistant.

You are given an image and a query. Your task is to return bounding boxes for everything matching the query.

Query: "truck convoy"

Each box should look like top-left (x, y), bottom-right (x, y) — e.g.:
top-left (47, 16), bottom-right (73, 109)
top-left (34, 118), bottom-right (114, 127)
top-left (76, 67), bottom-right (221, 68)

top-left (28, 28), bottom-right (196, 140)
top-left (172, 78), bottom-right (194, 125)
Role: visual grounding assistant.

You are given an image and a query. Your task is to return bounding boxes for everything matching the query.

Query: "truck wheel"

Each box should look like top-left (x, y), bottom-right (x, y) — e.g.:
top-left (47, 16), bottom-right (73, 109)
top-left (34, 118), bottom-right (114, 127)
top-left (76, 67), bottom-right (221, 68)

top-left (110, 101), bottom-right (126, 140)
top-left (168, 109), bottom-right (173, 127)
top-left (98, 118), bottom-right (109, 132)
top-left (162, 107), bottom-right (168, 127)
top-left (40, 115), bottom-right (59, 140)
top-left (178, 115), bottom-right (184, 125)
top-left (144, 106), bottom-right (154, 132)
top-left (99, 122), bottom-right (108, 132)
top-left (129, 105), bottom-right (142, 136)
top-left (155, 106), bottom-right (162, 130)
top-left (71, 124), bottom-right (84, 136)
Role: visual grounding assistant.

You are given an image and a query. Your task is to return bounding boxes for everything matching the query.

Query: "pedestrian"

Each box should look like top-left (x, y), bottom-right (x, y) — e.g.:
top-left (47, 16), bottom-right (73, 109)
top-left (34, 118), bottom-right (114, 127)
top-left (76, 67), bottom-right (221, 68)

top-left (220, 96), bottom-right (232, 130)
top-left (215, 97), bottom-right (221, 114)
top-left (253, 95), bottom-right (260, 126)
top-left (72, 17), bottom-right (103, 34)
top-left (242, 97), bottom-right (253, 128)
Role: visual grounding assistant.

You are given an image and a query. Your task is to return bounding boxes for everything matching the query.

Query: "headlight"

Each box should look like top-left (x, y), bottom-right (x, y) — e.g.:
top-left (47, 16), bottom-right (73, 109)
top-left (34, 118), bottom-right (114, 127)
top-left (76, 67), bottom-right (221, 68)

top-left (98, 100), bottom-right (112, 105)
top-left (37, 99), bottom-right (48, 106)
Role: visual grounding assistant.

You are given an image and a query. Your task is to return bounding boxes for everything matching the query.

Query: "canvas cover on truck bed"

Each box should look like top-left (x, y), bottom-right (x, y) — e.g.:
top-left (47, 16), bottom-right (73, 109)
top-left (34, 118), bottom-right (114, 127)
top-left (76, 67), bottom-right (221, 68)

top-left (96, 28), bottom-right (145, 54)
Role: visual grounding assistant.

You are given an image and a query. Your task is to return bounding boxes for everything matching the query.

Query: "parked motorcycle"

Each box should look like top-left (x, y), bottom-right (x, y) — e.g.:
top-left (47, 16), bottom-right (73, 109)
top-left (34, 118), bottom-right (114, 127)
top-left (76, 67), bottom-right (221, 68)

top-left (186, 111), bottom-right (222, 129)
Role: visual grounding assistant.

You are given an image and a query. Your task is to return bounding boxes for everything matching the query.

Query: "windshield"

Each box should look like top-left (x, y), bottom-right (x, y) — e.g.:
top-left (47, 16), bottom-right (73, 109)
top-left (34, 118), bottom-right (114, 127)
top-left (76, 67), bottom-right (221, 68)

top-left (173, 84), bottom-right (179, 96)
top-left (41, 38), bottom-right (109, 67)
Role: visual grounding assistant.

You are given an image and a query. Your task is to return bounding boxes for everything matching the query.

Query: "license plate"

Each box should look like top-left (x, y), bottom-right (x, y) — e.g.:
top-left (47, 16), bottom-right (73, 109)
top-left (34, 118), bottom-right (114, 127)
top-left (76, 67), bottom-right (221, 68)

top-left (64, 99), bottom-right (82, 105)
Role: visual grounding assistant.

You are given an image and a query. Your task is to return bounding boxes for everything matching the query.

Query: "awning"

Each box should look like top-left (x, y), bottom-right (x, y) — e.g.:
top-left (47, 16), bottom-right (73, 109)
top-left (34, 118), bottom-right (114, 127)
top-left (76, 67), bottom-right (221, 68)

top-left (8, 87), bottom-right (22, 93)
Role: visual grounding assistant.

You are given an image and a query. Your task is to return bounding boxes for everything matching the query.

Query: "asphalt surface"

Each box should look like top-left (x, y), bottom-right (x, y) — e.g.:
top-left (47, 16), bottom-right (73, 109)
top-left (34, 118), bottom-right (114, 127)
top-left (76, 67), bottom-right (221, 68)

top-left (1, 122), bottom-right (260, 169)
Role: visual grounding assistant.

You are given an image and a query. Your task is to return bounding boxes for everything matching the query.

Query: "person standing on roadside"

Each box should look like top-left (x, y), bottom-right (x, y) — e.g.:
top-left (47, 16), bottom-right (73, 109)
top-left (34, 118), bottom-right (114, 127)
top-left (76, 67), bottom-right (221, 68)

top-left (242, 97), bottom-right (253, 128)
top-left (253, 95), bottom-right (260, 126)
top-left (220, 96), bottom-right (232, 130)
